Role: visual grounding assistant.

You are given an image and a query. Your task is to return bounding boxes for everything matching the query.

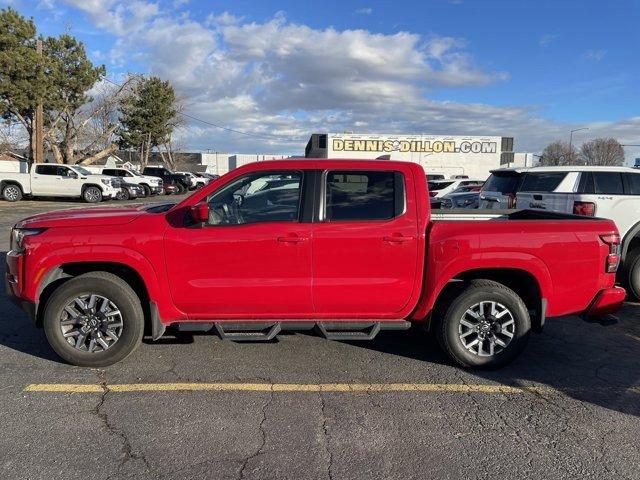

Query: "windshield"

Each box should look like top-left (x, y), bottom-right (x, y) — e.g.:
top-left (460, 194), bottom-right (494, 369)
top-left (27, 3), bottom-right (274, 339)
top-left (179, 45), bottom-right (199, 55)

top-left (72, 166), bottom-right (91, 175)
top-left (482, 172), bottom-right (523, 194)
top-left (427, 181), bottom-right (454, 191)
top-left (126, 168), bottom-right (142, 177)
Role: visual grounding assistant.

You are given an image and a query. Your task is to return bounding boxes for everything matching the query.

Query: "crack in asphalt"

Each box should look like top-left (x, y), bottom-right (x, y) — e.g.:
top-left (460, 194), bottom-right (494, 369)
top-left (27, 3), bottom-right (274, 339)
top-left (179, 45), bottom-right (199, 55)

top-left (91, 369), bottom-right (152, 479)
top-left (318, 391), bottom-right (334, 480)
top-left (238, 386), bottom-right (273, 480)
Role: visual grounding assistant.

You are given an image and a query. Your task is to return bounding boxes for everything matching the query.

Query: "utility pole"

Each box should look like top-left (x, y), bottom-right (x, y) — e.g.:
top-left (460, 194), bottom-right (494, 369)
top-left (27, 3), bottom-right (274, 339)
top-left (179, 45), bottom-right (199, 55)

top-left (33, 39), bottom-right (44, 164)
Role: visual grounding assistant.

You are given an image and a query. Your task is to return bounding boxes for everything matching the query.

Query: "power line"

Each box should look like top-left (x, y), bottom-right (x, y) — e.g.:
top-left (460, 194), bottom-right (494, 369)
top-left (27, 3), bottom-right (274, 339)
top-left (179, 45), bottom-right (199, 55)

top-left (103, 77), bottom-right (288, 142)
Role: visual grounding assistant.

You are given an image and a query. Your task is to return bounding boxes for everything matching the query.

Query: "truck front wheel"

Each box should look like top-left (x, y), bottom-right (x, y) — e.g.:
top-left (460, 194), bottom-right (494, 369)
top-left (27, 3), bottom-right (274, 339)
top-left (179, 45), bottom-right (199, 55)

top-left (436, 279), bottom-right (530, 369)
top-left (2, 184), bottom-right (23, 202)
top-left (42, 272), bottom-right (145, 367)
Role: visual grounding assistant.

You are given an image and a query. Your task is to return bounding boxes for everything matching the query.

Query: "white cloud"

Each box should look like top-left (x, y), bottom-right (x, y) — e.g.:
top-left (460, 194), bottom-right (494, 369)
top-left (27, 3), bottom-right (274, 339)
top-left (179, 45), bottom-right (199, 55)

top-left (538, 34), bottom-right (557, 47)
top-left (58, 1), bottom-right (640, 159)
top-left (355, 7), bottom-right (372, 15)
top-left (583, 49), bottom-right (607, 61)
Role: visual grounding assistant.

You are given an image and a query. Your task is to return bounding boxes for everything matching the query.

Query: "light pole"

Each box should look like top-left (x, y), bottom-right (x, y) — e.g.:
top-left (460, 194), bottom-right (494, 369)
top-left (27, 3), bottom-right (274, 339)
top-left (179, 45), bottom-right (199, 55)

top-left (569, 127), bottom-right (589, 155)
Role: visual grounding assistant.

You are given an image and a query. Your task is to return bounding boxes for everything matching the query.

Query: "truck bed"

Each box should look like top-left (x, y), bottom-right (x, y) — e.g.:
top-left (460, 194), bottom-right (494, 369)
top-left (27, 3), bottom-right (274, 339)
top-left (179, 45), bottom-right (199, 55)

top-left (431, 208), bottom-right (596, 221)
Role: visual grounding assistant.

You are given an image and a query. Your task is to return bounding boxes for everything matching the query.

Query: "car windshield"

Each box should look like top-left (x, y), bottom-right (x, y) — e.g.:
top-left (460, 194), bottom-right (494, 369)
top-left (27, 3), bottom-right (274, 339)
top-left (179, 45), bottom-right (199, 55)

top-left (72, 166), bottom-right (91, 175)
top-left (427, 181), bottom-right (454, 191)
top-left (482, 172), bottom-right (523, 194)
top-left (127, 169), bottom-right (142, 177)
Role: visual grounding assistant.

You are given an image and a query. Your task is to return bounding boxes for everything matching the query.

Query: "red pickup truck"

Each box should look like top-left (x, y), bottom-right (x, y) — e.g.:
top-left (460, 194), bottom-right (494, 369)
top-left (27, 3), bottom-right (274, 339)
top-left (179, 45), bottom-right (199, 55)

top-left (5, 160), bottom-right (625, 368)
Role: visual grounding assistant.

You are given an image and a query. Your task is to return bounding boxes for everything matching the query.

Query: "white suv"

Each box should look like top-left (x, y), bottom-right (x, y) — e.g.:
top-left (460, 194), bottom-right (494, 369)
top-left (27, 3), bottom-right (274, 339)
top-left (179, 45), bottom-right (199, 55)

top-left (513, 166), bottom-right (640, 298)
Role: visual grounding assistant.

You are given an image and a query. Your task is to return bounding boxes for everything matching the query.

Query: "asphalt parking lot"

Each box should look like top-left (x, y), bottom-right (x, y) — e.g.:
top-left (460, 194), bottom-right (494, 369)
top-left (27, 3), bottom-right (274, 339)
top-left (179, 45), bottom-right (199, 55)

top-left (0, 196), bottom-right (639, 480)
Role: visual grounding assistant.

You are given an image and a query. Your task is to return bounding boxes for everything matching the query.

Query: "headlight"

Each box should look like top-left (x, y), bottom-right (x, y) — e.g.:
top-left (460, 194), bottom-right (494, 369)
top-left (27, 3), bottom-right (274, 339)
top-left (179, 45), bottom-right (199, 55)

top-left (10, 228), bottom-right (45, 253)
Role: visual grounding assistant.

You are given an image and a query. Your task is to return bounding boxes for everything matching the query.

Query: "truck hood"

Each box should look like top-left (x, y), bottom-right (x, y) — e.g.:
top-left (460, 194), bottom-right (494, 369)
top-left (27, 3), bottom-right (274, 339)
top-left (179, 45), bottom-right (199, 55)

top-left (17, 204), bottom-right (150, 229)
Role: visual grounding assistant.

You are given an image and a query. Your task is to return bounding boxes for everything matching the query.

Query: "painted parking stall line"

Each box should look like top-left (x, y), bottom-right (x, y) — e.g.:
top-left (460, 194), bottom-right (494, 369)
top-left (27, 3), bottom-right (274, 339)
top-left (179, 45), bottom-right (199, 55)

top-left (24, 382), bottom-right (568, 394)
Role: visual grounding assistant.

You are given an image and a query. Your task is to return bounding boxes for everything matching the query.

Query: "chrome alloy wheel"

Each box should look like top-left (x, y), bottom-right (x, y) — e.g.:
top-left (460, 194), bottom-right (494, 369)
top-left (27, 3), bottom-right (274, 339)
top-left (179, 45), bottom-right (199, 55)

top-left (59, 294), bottom-right (124, 353)
top-left (458, 301), bottom-right (515, 357)
top-left (4, 185), bottom-right (20, 201)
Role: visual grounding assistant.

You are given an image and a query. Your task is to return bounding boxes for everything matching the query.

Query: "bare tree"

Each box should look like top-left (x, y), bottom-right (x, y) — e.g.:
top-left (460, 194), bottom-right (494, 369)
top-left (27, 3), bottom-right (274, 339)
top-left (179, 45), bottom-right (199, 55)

top-left (580, 138), bottom-right (625, 166)
top-left (538, 140), bottom-right (579, 166)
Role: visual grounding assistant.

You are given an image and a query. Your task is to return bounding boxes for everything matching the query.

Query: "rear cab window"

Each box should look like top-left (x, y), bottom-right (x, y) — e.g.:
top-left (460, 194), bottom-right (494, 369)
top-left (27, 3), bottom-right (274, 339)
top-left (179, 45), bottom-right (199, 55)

top-left (324, 170), bottom-right (405, 221)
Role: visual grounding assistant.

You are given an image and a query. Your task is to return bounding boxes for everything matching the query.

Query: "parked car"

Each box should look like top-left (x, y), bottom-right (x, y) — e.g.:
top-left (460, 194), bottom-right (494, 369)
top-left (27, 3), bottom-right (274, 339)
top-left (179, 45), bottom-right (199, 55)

top-left (479, 168), bottom-right (527, 209)
top-left (428, 178), bottom-right (484, 198)
top-left (97, 167), bottom-right (163, 197)
top-left (426, 173), bottom-right (445, 181)
top-left (439, 186), bottom-right (483, 209)
top-left (142, 166), bottom-right (191, 195)
top-left (115, 182), bottom-right (143, 201)
top-left (163, 182), bottom-right (179, 195)
top-left (0, 164), bottom-right (121, 203)
top-left (177, 171), bottom-right (209, 189)
top-left (513, 166), bottom-right (640, 299)
top-left (6, 159), bottom-right (624, 369)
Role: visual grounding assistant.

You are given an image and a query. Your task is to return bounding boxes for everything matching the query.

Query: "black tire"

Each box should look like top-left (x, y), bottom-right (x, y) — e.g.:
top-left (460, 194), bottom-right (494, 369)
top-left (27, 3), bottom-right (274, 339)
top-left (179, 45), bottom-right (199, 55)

top-left (2, 183), bottom-right (23, 202)
top-left (116, 189), bottom-right (130, 201)
top-left (83, 186), bottom-right (103, 203)
top-left (623, 248), bottom-right (640, 301)
top-left (42, 272), bottom-right (144, 367)
top-left (175, 182), bottom-right (186, 195)
top-left (435, 279), bottom-right (531, 369)
top-left (140, 184), bottom-right (151, 197)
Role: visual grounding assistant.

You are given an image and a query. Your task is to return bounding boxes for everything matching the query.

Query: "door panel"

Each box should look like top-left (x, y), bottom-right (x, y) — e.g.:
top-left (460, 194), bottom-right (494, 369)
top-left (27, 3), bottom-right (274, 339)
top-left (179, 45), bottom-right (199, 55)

top-left (164, 223), bottom-right (313, 318)
top-left (312, 169), bottom-right (419, 316)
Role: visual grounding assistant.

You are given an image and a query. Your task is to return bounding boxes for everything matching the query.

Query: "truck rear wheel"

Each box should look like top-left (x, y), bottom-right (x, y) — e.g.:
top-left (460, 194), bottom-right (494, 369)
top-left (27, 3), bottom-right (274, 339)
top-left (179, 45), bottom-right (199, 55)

top-left (435, 279), bottom-right (530, 369)
top-left (2, 183), bottom-right (23, 202)
top-left (83, 186), bottom-right (103, 203)
top-left (42, 272), bottom-right (144, 367)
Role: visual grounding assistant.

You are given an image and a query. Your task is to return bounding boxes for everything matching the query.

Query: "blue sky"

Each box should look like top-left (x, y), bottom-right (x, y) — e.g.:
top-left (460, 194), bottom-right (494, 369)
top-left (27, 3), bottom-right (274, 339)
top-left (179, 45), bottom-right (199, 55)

top-left (5, 0), bottom-right (640, 158)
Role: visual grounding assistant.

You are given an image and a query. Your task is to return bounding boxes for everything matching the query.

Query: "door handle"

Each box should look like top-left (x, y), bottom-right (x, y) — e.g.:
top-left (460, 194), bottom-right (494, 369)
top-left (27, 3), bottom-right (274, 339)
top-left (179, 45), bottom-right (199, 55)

top-left (383, 234), bottom-right (415, 243)
top-left (277, 235), bottom-right (308, 243)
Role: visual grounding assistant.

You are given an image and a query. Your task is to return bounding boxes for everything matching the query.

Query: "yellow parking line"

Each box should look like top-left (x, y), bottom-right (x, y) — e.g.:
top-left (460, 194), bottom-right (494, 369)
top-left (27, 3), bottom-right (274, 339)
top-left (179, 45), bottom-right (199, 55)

top-left (24, 382), bottom-right (557, 394)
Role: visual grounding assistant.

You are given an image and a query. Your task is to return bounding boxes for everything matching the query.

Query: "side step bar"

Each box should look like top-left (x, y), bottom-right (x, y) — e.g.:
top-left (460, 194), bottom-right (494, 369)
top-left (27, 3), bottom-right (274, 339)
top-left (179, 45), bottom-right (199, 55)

top-left (175, 320), bottom-right (411, 342)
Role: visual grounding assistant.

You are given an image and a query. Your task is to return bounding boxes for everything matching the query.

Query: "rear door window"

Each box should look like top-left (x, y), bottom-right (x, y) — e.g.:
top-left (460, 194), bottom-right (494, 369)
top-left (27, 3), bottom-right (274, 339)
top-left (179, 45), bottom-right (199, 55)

top-left (35, 165), bottom-right (59, 175)
top-left (519, 172), bottom-right (567, 192)
top-left (593, 172), bottom-right (623, 194)
top-left (325, 171), bottom-right (403, 221)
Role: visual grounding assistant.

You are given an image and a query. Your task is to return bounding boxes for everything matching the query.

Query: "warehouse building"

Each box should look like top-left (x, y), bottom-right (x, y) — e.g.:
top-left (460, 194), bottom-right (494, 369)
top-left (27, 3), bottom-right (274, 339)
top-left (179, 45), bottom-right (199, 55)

top-left (305, 133), bottom-right (532, 179)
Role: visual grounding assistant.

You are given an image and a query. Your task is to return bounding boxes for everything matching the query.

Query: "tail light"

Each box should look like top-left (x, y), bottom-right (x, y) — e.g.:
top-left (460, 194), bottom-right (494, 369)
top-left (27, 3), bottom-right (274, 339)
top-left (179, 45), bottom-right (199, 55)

top-left (600, 233), bottom-right (621, 273)
top-left (573, 201), bottom-right (595, 216)
top-left (506, 193), bottom-right (516, 208)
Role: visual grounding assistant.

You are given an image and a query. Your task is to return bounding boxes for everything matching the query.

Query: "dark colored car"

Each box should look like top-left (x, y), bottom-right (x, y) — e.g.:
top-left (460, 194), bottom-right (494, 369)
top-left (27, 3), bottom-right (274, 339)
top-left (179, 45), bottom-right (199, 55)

top-left (142, 167), bottom-right (191, 195)
top-left (115, 182), bottom-right (144, 201)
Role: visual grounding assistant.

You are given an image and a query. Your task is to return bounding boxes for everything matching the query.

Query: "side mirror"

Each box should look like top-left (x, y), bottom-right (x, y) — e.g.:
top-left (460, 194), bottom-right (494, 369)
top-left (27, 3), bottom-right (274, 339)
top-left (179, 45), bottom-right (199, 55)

top-left (69, 172), bottom-right (78, 179)
top-left (190, 202), bottom-right (209, 223)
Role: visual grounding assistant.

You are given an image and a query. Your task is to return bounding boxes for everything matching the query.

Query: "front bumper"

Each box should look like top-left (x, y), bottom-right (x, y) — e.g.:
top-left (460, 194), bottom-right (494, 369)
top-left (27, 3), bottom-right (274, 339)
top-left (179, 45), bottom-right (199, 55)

top-left (151, 185), bottom-right (163, 194)
top-left (584, 287), bottom-right (626, 318)
top-left (5, 252), bottom-right (36, 322)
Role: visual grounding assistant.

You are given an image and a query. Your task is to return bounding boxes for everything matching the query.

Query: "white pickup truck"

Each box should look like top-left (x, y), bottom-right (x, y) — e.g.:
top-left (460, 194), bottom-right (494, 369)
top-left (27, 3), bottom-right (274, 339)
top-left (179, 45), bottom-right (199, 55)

top-left (0, 164), bottom-right (121, 203)
top-left (86, 166), bottom-right (163, 197)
